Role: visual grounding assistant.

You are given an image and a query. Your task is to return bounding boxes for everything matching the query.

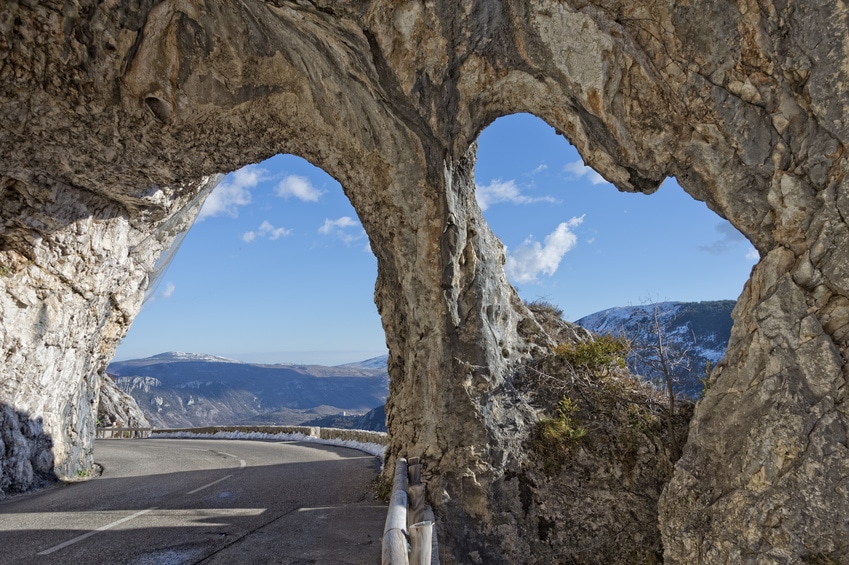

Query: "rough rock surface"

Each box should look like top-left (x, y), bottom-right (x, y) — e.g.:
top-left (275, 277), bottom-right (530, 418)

top-left (1, 2), bottom-right (848, 563)
top-left (96, 373), bottom-right (150, 430)
top-left (0, 404), bottom-right (56, 499)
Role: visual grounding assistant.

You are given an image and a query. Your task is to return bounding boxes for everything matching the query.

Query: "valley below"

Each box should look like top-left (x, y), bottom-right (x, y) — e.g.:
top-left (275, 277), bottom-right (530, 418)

top-left (107, 352), bottom-right (389, 430)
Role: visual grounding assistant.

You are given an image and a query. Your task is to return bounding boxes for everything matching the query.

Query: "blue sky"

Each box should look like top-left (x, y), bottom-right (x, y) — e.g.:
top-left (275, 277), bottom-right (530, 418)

top-left (114, 113), bottom-right (758, 365)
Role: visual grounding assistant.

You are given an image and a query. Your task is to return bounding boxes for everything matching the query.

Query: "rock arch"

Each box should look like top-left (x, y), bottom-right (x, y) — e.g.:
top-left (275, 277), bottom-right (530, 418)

top-left (2, 1), bottom-right (847, 562)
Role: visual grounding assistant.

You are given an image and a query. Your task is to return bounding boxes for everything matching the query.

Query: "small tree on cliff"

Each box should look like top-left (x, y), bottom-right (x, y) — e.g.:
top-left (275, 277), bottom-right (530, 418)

top-left (625, 301), bottom-right (693, 455)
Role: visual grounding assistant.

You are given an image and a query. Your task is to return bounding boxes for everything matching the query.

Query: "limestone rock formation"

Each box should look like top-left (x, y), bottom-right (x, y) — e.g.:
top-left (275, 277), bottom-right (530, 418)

top-left (1, 1), bottom-right (848, 563)
top-left (0, 404), bottom-right (56, 499)
top-left (97, 373), bottom-right (150, 430)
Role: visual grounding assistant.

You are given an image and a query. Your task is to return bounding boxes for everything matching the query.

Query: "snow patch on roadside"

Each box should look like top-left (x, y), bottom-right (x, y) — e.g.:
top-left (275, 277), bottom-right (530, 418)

top-left (152, 430), bottom-right (387, 458)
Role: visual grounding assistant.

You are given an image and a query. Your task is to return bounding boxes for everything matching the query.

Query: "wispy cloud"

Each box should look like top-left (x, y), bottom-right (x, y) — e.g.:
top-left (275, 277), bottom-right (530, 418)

top-left (160, 282), bottom-right (176, 298)
top-left (319, 216), bottom-right (365, 244)
top-left (275, 175), bottom-right (324, 202)
top-left (505, 216), bottom-right (585, 284)
top-left (701, 221), bottom-right (758, 261)
top-left (198, 165), bottom-right (265, 220)
top-left (242, 220), bottom-right (292, 243)
top-left (564, 160), bottom-right (608, 185)
top-left (532, 163), bottom-right (548, 174)
top-left (475, 179), bottom-right (556, 211)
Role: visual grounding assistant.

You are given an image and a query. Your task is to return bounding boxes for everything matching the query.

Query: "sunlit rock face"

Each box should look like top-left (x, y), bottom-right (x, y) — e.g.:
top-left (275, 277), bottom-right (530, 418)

top-left (2, 1), bottom-right (848, 562)
top-left (97, 374), bottom-right (150, 430)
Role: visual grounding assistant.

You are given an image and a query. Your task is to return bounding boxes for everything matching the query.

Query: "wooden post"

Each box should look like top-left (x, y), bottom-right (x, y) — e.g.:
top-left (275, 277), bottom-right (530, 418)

top-left (407, 484), bottom-right (426, 528)
top-left (409, 521), bottom-right (433, 565)
top-left (408, 457), bottom-right (421, 486)
top-left (424, 507), bottom-right (438, 564)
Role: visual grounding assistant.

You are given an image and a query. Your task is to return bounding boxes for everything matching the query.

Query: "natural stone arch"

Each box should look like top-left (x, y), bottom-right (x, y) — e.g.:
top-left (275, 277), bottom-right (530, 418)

top-left (2, 1), bottom-right (848, 563)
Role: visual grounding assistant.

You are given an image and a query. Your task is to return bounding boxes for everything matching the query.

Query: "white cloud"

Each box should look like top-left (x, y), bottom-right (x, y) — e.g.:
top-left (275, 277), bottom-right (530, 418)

top-left (198, 165), bottom-right (265, 220)
top-left (161, 282), bottom-right (175, 298)
top-left (532, 164), bottom-right (548, 174)
top-left (319, 216), bottom-right (359, 233)
top-left (475, 179), bottom-right (556, 211)
top-left (275, 175), bottom-right (323, 202)
top-left (319, 216), bottom-right (365, 244)
top-left (564, 160), bottom-right (608, 185)
top-left (242, 220), bottom-right (291, 243)
top-left (745, 247), bottom-right (760, 261)
top-left (258, 220), bottom-right (291, 240)
top-left (505, 216), bottom-right (585, 284)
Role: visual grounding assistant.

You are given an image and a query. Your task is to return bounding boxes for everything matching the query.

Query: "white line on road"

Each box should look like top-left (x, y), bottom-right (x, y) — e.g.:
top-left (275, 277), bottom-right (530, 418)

top-left (186, 475), bottom-right (232, 495)
top-left (215, 451), bottom-right (246, 468)
top-left (37, 508), bottom-right (155, 555)
top-left (192, 449), bottom-right (246, 469)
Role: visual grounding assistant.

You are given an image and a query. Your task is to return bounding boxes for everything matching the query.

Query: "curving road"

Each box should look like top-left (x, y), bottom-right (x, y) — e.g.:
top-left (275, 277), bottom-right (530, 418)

top-left (0, 438), bottom-right (386, 564)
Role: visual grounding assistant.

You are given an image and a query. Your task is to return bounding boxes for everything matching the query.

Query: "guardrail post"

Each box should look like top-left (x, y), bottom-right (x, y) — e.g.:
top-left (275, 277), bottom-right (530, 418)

top-left (408, 457), bottom-right (421, 485)
top-left (409, 520), bottom-right (433, 565)
top-left (407, 484), bottom-right (425, 528)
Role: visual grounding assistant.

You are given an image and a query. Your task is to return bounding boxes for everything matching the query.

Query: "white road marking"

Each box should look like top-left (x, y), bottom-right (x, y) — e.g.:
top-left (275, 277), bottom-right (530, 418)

top-left (297, 505), bottom-right (387, 512)
top-left (37, 508), bottom-right (154, 555)
top-left (184, 449), bottom-right (246, 469)
top-left (186, 475), bottom-right (232, 495)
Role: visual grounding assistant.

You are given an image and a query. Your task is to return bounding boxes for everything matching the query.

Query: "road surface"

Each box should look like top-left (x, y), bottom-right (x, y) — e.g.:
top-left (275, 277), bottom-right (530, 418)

top-left (0, 438), bottom-right (386, 564)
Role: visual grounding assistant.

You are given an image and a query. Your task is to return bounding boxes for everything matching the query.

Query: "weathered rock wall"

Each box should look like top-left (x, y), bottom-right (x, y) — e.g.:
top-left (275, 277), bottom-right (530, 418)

top-left (97, 373), bottom-right (150, 430)
top-left (0, 168), bottom-right (217, 479)
top-left (1, 1), bottom-right (847, 563)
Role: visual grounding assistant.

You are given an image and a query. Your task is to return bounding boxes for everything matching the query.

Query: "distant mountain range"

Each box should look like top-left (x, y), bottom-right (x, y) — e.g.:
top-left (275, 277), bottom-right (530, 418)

top-left (576, 300), bottom-right (735, 398)
top-left (107, 352), bottom-right (389, 429)
top-left (110, 301), bottom-right (734, 428)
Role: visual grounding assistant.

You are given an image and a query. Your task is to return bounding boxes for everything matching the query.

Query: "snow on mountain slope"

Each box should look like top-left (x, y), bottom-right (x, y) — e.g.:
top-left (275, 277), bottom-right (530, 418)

top-left (336, 355), bottom-right (389, 371)
top-left (576, 300), bottom-right (735, 398)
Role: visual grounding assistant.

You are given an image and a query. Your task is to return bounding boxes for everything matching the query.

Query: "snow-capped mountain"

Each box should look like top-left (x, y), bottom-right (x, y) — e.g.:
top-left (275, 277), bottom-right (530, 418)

top-left (337, 355), bottom-right (389, 371)
top-left (576, 300), bottom-right (735, 398)
top-left (116, 351), bottom-right (244, 366)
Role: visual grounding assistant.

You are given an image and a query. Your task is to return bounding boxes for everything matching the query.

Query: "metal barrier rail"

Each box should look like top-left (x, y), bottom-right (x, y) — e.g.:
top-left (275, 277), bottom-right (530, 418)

top-left (151, 425), bottom-right (388, 446)
top-left (95, 427), bottom-right (152, 439)
top-left (382, 457), bottom-right (437, 565)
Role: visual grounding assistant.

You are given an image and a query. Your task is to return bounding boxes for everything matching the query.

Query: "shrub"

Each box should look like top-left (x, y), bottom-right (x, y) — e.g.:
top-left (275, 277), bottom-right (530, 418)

top-left (554, 334), bottom-right (630, 376)
top-left (532, 396), bottom-right (586, 475)
top-left (526, 299), bottom-right (564, 319)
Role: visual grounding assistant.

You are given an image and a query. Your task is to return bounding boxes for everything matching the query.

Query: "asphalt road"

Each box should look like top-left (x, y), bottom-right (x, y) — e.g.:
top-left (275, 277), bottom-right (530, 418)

top-left (0, 438), bottom-right (386, 565)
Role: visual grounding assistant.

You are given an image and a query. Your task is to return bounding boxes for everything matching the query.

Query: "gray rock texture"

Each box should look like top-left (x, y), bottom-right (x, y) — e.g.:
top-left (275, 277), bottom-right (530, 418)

top-left (1, 1), bottom-right (848, 563)
top-left (97, 373), bottom-right (150, 430)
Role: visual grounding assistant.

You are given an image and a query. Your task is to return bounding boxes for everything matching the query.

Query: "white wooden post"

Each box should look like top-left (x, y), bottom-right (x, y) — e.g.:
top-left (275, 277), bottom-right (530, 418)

top-left (409, 521), bottom-right (433, 565)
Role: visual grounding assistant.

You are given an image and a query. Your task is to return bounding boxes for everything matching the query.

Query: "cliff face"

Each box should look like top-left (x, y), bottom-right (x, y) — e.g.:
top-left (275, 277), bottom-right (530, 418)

top-left (96, 374), bottom-right (150, 430)
top-left (1, 2), bottom-right (848, 562)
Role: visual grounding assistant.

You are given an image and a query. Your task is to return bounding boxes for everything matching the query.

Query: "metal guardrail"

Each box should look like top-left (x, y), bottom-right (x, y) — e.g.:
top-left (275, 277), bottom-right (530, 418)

top-left (382, 457), bottom-right (437, 565)
top-left (95, 425), bottom-right (388, 444)
top-left (95, 426), bottom-right (152, 439)
top-left (150, 425), bottom-right (389, 446)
